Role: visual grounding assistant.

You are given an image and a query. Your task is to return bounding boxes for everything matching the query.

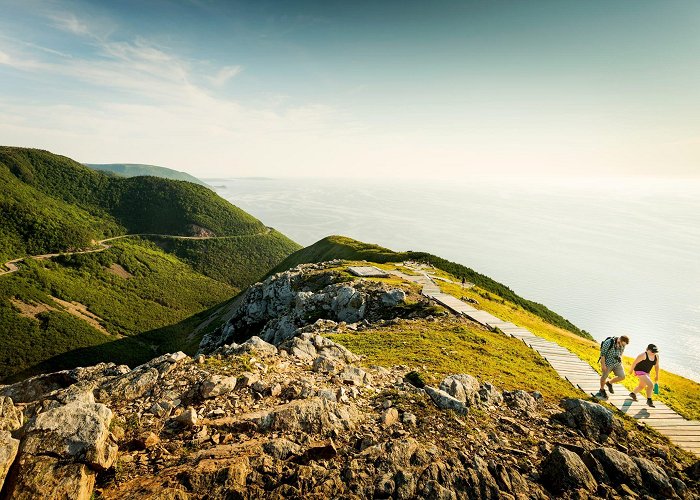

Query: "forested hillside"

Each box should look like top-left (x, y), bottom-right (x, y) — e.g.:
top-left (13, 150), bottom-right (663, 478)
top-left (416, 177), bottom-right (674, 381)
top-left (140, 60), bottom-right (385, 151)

top-left (87, 163), bottom-right (207, 185)
top-left (0, 146), bottom-right (300, 380)
top-left (0, 147), bottom-right (268, 263)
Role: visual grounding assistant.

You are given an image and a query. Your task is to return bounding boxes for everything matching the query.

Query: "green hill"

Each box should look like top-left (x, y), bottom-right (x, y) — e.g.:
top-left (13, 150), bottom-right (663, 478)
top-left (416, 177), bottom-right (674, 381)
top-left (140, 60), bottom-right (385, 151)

top-left (0, 147), bottom-right (287, 263)
top-left (86, 163), bottom-right (207, 186)
top-left (0, 146), bottom-right (300, 380)
top-left (272, 235), bottom-right (591, 340)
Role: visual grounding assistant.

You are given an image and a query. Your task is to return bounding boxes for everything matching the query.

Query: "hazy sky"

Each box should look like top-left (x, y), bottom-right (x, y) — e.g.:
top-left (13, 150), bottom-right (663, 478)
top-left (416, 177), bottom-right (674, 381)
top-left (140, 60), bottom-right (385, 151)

top-left (1, 0), bottom-right (699, 178)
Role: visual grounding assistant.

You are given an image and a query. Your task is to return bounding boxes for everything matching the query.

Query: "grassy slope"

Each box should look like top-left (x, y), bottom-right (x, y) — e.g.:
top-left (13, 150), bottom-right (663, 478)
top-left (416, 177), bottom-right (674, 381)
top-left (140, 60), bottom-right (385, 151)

top-left (276, 237), bottom-right (700, 420)
top-left (272, 235), bottom-right (589, 339)
top-left (422, 266), bottom-right (700, 421)
top-left (0, 239), bottom-right (235, 381)
top-left (86, 163), bottom-right (207, 186)
top-left (330, 317), bottom-right (580, 404)
top-left (149, 230), bottom-right (301, 288)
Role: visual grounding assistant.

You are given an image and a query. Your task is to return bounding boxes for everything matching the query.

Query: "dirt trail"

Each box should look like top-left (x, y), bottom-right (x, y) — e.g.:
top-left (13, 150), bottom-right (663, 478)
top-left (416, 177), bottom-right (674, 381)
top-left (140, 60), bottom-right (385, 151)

top-left (0, 228), bottom-right (274, 277)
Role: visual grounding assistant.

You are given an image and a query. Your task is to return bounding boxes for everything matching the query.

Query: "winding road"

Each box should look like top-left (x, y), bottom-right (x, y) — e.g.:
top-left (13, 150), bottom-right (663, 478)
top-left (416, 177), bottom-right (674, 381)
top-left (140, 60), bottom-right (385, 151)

top-left (0, 228), bottom-right (273, 277)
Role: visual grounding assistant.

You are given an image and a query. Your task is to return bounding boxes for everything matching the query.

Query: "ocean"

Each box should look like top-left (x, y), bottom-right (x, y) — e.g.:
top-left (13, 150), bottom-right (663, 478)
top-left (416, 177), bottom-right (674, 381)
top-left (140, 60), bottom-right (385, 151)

top-left (209, 176), bottom-right (700, 383)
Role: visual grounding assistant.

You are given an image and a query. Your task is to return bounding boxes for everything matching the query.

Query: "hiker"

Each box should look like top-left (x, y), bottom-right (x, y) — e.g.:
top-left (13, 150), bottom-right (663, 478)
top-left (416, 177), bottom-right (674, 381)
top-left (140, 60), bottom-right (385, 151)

top-left (595, 335), bottom-right (629, 399)
top-left (461, 276), bottom-right (466, 287)
top-left (629, 344), bottom-right (660, 407)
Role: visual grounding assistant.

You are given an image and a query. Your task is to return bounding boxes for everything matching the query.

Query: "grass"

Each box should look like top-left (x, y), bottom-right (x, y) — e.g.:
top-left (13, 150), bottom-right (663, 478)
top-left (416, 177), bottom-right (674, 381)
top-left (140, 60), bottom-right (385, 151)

top-left (272, 235), bottom-right (589, 338)
top-left (328, 317), bottom-right (579, 403)
top-left (0, 239), bottom-right (235, 381)
top-left (430, 268), bottom-right (700, 421)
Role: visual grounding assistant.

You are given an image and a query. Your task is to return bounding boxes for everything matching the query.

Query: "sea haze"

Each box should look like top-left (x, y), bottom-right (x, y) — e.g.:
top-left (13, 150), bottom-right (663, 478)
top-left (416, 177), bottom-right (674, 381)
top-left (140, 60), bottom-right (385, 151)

top-left (211, 177), bottom-right (700, 383)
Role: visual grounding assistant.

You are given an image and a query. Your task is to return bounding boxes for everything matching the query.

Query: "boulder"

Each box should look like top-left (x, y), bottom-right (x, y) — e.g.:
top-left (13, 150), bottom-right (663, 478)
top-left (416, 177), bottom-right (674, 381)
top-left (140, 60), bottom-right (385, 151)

top-left (175, 407), bottom-right (198, 427)
top-left (633, 456), bottom-right (676, 498)
top-left (380, 289), bottom-right (406, 307)
top-left (260, 315), bottom-right (297, 345)
top-left (96, 367), bottom-right (159, 402)
top-left (333, 285), bottom-right (367, 323)
top-left (540, 446), bottom-right (597, 494)
top-left (0, 396), bottom-right (23, 431)
top-left (478, 382), bottom-right (503, 406)
top-left (583, 447), bottom-right (642, 489)
top-left (247, 397), bottom-right (358, 435)
top-left (554, 398), bottom-right (616, 442)
top-left (502, 390), bottom-right (536, 413)
top-left (200, 375), bottom-right (237, 399)
top-left (6, 454), bottom-right (96, 500)
top-left (263, 438), bottom-right (302, 460)
top-left (424, 387), bottom-right (468, 415)
top-left (234, 336), bottom-right (278, 356)
top-left (21, 398), bottom-right (117, 471)
top-left (439, 374), bottom-right (480, 405)
top-left (0, 430), bottom-right (19, 491)
top-left (380, 408), bottom-right (400, 427)
top-left (338, 366), bottom-right (372, 386)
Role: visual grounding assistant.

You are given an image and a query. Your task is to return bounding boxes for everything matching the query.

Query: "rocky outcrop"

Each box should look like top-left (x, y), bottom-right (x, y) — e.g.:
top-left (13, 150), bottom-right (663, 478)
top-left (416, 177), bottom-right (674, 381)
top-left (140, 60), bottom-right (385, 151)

top-left (0, 292), bottom-right (696, 499)
top-left (5, 394), bottom-right (117, 499)
top-left (553, 397), bottom-right (617, 442)
top-left (198, 263), bottom-right (420, 353)
top-left (540, 445), bottom-right (597, 494)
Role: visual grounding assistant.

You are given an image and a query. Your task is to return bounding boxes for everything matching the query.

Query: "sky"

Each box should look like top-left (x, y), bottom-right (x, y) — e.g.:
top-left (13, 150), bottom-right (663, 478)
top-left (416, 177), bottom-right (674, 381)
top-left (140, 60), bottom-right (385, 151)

top-left (1, 0), bottom-right (699, 179)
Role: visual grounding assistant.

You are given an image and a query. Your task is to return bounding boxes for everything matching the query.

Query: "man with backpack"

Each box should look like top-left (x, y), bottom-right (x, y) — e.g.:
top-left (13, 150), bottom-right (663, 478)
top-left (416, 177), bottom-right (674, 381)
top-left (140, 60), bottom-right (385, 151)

top-left (594, 335), bottom-right (629, 399)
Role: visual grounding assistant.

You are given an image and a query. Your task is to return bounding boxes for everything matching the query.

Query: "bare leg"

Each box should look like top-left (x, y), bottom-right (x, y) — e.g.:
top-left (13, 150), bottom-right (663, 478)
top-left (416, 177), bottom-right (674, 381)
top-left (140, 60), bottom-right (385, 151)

top-left (609, 374), bottom-right (626, 384)
top-left (642, 375), bottom-right (653, 398)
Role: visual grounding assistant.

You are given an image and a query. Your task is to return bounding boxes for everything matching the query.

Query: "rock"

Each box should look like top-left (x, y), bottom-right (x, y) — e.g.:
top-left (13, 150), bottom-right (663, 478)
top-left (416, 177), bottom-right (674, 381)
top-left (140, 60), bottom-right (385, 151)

top-left (375, 473), bottom-right (396, 498)
top-left (632, 456), bottom-right (675, 498)
top-left (175, 407), bottom-right (198, 427)
top-left (380, 289), bottom-right (406, 307)
top-left (96, 367), bottom-right (159, 402)
top-left (260, 315), bottom-right (298, 345)
top-left (237, 372), bottom-right (260, 388)
top-left (380, 408), bottom-right (400, 427)
top-left (313, 355), bottom-right (344, 374)
top-left (554, 398), bottom-right (616, 442)
top-left (583, 447), bottom-right (642, 489)
top-left (478, 382), bottom-right (503, 406)
top-left (402, 412), bottom-right (417, 426)
top-left (200, 375), bottom-right (237, 399)
top-left (424, 387), bottom-right (468, 415)
top-left (294, 440), bottom-right (338, 464)
top-left (0, 430), bottom-right (20, 491)
top-left (235, 336), bottom-right (278, 356)
top-left (270, 383), bottom-right (282, 397)
top-left (502, 390), bottom-right (536, 412)
top-left (404, 371), bottom-right (426, 388)
top-left (6, 454), bottom-right (96, 500)
top-left (540, 446), bottom-right (597, 494)
top-left (135, 431), bottom-right (160, 450)
top-left (263, 438), bottom-right (302, 460)
top-left (686, 460), bottom-right (700, 480)
top-left (21, 398), bottom-right (117, 471)
top-left (247, 397), bottom-right (358, 435)
top-left (195, 354), bottom-right (205, 364)
top-left (333, 285), bottom-right (366, 323)
top-left (0, 396), bottom-right (23, 431)
top-left (439, 374), bottom-right (480, 406)
top-left (338, 366), bottom-right (372, 386)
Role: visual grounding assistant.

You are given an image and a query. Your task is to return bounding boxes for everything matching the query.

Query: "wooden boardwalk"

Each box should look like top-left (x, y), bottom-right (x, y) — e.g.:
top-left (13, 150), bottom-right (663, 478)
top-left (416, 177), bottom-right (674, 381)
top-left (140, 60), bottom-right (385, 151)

top-left (392, 267), bottom-right (700, 456)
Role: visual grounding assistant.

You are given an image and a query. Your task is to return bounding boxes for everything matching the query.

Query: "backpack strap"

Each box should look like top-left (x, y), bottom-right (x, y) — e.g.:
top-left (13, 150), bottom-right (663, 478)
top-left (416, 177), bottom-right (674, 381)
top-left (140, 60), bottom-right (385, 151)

top-left (602, 337), bottom-right (617, 358)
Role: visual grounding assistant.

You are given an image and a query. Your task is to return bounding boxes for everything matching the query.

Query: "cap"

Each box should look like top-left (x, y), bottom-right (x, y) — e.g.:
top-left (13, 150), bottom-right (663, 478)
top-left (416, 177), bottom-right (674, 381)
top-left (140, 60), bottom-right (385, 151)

top-left (647, 344), bottom-right (658, 353)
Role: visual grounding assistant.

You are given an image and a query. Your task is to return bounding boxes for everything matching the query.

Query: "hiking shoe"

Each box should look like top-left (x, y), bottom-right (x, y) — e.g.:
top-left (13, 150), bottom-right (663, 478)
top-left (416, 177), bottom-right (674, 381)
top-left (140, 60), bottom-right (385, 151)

top-left (595, 389), bottom-right (608, 400)
top-left (647, 398), bottom-right (655, 408)
top-left (606, 382), bottom-right (614, 394)
top-left (629, 392), bottom-right (638, 402)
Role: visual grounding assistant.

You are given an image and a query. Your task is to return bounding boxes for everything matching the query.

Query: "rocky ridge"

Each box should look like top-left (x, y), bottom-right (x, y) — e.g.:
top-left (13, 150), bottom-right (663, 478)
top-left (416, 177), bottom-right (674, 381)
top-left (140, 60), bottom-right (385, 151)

top-left (0, 263), bottom-right (697, 499)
